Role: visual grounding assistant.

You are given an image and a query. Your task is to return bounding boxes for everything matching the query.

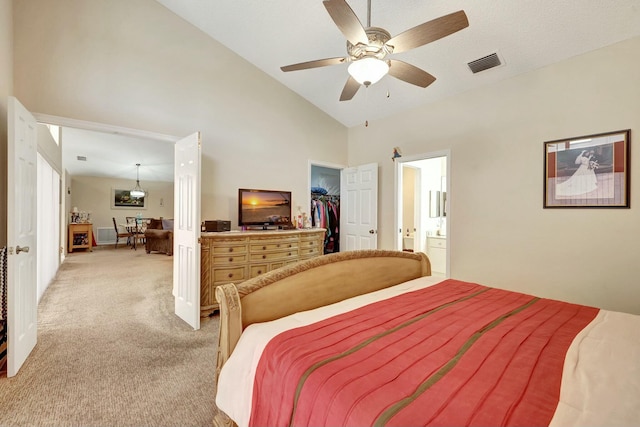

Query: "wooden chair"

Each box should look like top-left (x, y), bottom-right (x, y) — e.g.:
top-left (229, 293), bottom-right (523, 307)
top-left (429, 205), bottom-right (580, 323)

top-left (112, 217), bottom-right (131, 249)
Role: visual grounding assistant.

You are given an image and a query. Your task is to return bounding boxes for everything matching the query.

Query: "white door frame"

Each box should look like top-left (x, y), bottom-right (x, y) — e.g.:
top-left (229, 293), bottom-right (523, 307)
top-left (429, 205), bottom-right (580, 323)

top-left (394, 150), bottom-right (450, 275)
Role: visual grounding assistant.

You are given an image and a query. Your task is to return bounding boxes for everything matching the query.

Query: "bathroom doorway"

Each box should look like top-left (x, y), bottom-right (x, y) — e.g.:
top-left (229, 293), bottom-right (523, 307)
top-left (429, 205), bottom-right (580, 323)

top-left (395, 151), bottom-right (449, 276)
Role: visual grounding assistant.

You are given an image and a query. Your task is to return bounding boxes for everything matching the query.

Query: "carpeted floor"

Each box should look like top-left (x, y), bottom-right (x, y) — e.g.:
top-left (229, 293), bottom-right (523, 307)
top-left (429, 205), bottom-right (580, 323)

top-left (0, 247), bottom-right (219, 426)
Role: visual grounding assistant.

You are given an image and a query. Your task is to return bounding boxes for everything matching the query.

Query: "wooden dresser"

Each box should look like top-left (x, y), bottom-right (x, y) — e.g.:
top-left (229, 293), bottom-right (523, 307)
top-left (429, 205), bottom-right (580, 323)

top-left (200, 228), bottom-right (325, 316)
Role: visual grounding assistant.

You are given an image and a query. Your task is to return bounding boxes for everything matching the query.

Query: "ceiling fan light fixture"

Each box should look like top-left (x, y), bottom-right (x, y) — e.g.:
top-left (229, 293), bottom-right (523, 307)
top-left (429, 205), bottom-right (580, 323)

top-left (130, 163), bottom-right (146, 199)
top-left (348, 57), bottom-right (389, 86)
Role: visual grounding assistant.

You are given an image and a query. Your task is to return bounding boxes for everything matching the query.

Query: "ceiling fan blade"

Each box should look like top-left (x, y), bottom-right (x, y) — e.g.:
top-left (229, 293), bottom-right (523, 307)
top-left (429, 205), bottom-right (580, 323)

top-left (340, 76), bottom-right (361, 101)
top-left (281, 57), bottom-right (347, 72)
top-left (388, 60), bottom-right (436, 88)
top-left (386, 10), bottom-right (469, 54)
top-left (323, 0), bottom-right (369, 46)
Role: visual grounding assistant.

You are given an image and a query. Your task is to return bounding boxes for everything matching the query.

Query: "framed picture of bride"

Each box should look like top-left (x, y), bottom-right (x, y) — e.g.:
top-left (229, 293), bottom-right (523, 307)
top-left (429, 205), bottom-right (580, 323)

top-left (544, 129), bottom-right (630, 208)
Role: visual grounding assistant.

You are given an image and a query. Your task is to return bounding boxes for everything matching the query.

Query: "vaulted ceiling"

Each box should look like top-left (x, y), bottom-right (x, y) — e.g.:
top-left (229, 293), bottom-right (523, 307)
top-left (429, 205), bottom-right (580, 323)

top-left (156, 0), bottom-right (640, 127)
top-left (61, 0), bottom-right (640, 179)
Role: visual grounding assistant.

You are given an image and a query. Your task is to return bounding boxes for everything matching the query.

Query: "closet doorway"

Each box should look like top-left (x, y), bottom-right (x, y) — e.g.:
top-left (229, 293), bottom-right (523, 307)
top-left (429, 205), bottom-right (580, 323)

top-left (395, 151), bottom-right (449, 277)
top-left (309, 162), bottom-right (344, 254)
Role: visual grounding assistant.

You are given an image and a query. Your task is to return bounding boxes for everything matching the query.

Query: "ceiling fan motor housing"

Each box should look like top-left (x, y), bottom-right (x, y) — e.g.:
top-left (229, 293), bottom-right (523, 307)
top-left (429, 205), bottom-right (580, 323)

top-left (347, 27), bottom-right (392, 61)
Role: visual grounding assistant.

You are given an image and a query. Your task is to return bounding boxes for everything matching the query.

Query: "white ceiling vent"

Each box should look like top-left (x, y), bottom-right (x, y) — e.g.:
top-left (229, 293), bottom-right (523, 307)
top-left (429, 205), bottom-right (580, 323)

top-left (76, 156), bottom-right (87, 161)
top-left (468, 53), bottom-right (502, 74)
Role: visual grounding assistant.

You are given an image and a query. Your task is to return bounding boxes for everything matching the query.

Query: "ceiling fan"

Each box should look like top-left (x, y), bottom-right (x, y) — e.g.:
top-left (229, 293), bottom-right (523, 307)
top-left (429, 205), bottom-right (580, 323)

top-left (280, 0), bottom-right (469, 101)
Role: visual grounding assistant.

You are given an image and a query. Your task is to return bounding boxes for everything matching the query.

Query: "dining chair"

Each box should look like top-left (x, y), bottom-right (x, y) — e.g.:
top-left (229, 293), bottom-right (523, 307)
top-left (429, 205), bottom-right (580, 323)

top-left (112, 217), bottom-right (131, 249)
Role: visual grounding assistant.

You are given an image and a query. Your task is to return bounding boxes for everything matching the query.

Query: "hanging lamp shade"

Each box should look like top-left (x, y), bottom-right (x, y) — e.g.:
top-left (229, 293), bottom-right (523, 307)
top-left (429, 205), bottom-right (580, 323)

top-left (130, 163), bottom-right (145, 198)
top-left (347, 57), bottom-right (389, 86)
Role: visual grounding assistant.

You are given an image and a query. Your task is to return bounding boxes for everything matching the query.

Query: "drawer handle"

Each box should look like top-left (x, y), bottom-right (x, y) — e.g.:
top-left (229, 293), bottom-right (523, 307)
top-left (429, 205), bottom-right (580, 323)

top-left (309, 242), bottom-right (313, 245)
top-left (309, 249), bottom-right (313, 253)
top-left (262, 255), bottom-right (266, 259)
top-left (228, 257), bottom-right (233, 262)
top-left (288, 252), bottom-right (292, 256)
top-left (228, 248), bottom-right (233, 253)
top-left (257, 270), bottom-right (262, 275)
top-left (262, 246), bottom-right (266, 250)
top-left (228, 273), bottom-right (233, 278)
top-left (277, 244), bottom-right (281, 248)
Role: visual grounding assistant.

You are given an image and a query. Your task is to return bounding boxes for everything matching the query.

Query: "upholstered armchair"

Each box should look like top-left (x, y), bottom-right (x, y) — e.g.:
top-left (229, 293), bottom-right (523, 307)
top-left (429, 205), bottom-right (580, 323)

top-left (145, 219), bottom-right (174, 256)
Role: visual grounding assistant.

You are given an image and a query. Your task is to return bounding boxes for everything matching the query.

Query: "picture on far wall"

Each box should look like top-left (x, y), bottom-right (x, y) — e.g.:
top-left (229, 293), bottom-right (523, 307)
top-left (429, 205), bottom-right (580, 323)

top-left (544, 129), bottom-right (630, 208)
top-left (111, 188), bottom-right (147, 209)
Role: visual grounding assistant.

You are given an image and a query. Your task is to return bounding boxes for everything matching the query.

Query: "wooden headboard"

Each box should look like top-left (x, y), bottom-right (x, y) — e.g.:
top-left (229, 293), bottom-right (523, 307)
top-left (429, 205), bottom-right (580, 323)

top-left (212, 250), bottom-right (431, 426)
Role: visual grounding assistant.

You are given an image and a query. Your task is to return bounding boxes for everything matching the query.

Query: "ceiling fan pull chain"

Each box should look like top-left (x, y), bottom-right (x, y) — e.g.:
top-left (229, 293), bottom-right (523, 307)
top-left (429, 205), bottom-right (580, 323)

top-left (365, 85), bottom-right (370, 127)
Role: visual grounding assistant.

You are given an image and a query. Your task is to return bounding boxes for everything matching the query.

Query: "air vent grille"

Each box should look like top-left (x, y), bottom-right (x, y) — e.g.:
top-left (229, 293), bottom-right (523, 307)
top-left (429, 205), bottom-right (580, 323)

top-left (76, 156), bottom-right (87, 161)
top-left (467, 53), bottom-right (502, 74)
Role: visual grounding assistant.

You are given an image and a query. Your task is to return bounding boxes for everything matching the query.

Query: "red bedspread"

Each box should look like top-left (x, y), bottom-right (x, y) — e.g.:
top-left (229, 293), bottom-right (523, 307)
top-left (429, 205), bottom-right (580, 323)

top-left (249, 280), bottom-right (598, 427)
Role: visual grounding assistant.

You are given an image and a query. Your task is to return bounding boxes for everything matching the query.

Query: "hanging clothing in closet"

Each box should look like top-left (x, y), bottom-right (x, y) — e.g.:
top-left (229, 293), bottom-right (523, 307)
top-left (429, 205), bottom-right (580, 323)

top-left (311, 194), bottom-right (340, 254)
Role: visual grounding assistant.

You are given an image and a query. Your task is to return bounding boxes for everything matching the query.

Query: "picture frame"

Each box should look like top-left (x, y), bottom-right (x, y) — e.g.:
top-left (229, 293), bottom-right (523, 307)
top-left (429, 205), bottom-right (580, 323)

top-left (111, 188), bottom-right (147, 209)
top-left (544, 129), bottom-right (630, 208)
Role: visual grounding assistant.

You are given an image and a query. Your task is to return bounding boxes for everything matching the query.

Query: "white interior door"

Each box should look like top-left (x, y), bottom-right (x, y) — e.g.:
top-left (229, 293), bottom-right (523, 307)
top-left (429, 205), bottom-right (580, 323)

top-left (173, 132), bottom-right (201, 330)
top-left (7, 96), bottom-right (38, 377)
top-left (340, 163), bottom-right (378, 251)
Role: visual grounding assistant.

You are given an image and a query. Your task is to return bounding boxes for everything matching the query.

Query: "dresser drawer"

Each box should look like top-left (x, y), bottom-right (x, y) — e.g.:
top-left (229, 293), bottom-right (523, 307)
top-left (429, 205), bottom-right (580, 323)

top-left (213, 266), bottom-right (247, 283)
top-left (212, 243), bottom-right (248, 255)
top-left (250, 264), bottom-right (269, 278)
top-left (250, 250), bottom-right (298, 262)
top-left (299, 238), bottom-right (321, 248)
top-left (213, 253), bottom-right (249, 266)
top-left (250, 239), bottom-right (298, 252)
top-left (428, 237), bottom-right (446, 249)
top-left (299, 246), bottom-right (321, 258)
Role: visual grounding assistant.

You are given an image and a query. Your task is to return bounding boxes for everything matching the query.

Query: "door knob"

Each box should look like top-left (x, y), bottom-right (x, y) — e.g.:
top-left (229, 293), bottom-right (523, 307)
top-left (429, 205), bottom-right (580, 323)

top-left (16, 245), bottom-right (30, 254)
top-left (369, 230), bottom-right (375, 234)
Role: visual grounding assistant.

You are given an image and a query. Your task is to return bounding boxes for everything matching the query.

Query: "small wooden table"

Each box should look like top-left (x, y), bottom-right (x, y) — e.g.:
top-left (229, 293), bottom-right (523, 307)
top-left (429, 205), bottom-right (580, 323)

top-left (68, 223), bottom-right (93, 253)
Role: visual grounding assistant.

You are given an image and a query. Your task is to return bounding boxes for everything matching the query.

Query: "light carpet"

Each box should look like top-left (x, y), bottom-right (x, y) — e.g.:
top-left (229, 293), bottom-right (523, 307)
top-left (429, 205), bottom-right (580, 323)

top-left (0, 247), bottom-right (219, 426)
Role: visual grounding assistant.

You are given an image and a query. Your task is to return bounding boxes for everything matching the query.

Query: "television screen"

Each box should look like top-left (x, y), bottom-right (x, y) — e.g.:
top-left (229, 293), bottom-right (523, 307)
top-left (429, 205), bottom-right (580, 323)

top-left (238, 188), bottom-right (292, 227)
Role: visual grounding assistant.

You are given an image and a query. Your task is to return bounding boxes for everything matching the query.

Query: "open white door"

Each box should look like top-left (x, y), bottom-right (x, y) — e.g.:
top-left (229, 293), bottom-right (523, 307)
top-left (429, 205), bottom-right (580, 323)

top-left (7, 97), bottom-right (38, 377)
top-left (173, 132), bottom-right (201, 330)
top-left (340, 163), bottom-right (378, 251)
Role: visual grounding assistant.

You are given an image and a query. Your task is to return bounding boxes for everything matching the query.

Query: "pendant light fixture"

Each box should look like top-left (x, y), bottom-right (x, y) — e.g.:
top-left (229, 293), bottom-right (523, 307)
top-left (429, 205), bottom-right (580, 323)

top-left (130, 163), bottom-right (146, 199)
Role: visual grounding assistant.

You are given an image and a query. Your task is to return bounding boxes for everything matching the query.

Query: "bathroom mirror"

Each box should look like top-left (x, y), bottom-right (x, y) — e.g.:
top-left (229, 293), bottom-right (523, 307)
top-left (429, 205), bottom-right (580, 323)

top-left (440, 176), bottom-right (447, 217)
top-left (429, 191), bottom-right (440, 218)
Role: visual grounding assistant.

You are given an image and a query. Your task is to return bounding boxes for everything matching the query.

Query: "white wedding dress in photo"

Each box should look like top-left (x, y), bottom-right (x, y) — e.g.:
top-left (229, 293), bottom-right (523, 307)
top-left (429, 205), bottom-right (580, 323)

top-left (556, 153), bottom-right (597, 196)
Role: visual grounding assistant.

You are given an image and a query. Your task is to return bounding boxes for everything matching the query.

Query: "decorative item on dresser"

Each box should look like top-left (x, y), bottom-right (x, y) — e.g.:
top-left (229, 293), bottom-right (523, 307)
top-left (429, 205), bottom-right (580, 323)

top-left (200, 228), bottom-right (325, 317)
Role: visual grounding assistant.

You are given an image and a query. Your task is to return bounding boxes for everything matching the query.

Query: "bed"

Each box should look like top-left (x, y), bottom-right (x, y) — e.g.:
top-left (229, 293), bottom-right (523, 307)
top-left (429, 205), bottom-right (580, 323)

top-left (212, 250), bottom-right (640, 427)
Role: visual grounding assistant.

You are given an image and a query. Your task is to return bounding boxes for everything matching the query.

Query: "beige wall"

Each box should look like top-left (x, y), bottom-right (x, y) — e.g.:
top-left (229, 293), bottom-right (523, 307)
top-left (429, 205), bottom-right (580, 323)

top-left (0, 0), bottom-right (13, 246)
top-left (349, 37), bottom-right (640, 314)
top-left (70, 175), bottom-right (174, 242)
top-left (13, 0), bottom-right (348, 227)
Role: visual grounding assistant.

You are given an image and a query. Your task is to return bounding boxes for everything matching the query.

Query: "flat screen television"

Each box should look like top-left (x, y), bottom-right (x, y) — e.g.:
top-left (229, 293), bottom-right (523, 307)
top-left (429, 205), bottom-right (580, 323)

top-left (238, 188), bottom-right (292, 228)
